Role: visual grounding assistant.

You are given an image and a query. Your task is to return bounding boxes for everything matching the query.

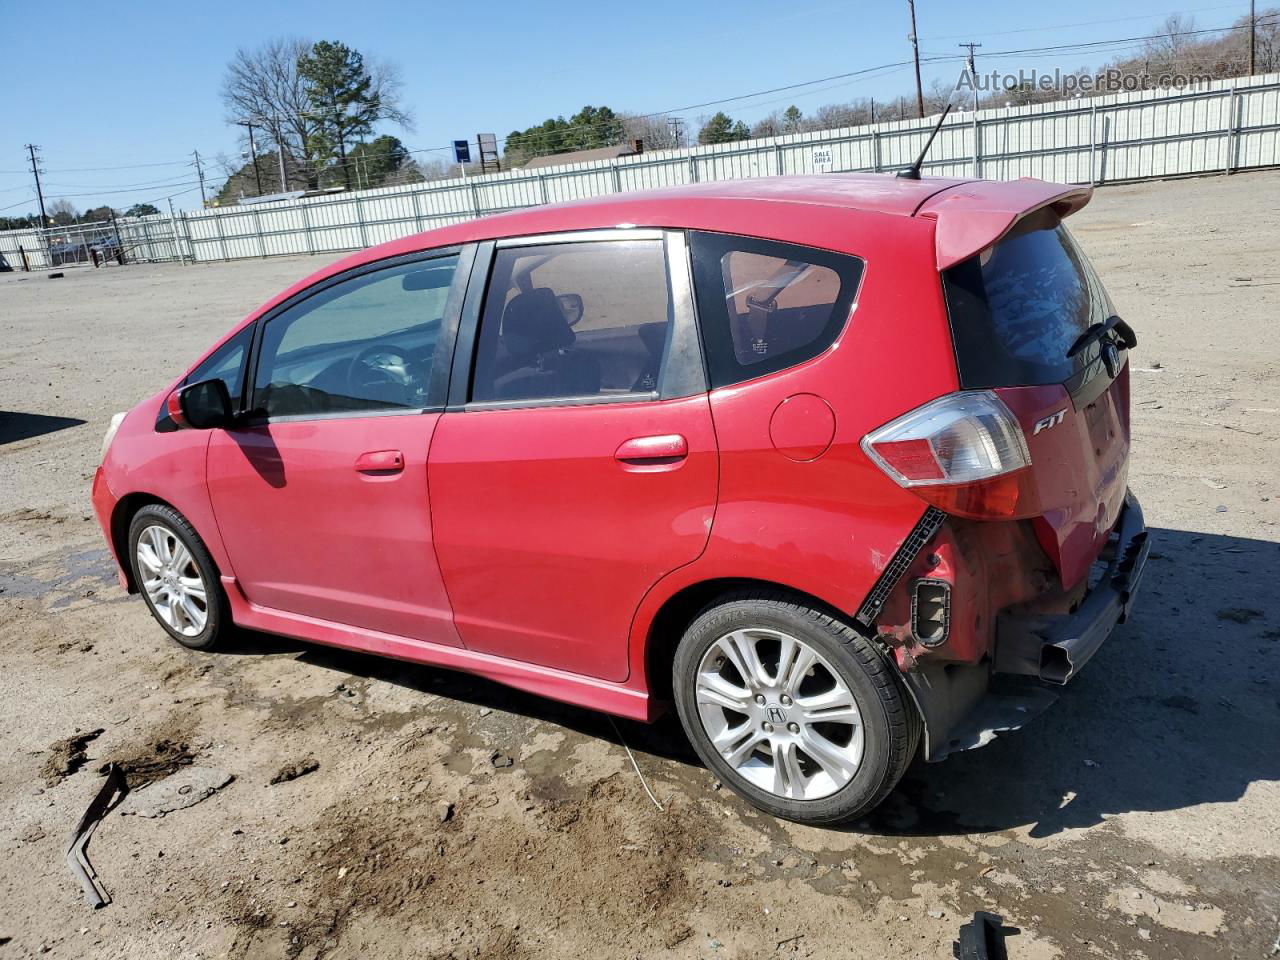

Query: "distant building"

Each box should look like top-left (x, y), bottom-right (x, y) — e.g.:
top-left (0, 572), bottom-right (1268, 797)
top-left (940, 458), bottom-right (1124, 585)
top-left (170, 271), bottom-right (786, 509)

top-left (521, 140), bottom-right (644, 170)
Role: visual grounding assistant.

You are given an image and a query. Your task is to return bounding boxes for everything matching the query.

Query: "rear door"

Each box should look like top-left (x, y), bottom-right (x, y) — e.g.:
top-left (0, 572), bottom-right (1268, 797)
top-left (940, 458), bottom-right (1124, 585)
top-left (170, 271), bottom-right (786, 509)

top-left (427, 231), bottom-right (717, 682)
top-left (207, 248), bottom-right (472, 644)
top-left (941, 209), bottom-right (1132, 587)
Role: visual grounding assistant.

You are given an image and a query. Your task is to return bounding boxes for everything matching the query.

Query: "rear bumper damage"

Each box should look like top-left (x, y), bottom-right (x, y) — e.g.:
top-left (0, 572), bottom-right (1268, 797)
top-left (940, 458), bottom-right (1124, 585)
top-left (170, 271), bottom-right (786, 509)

top-left (902, 490), bottom-right (1149, 762)
top-left (997, 490), bottom-right (1149, 685)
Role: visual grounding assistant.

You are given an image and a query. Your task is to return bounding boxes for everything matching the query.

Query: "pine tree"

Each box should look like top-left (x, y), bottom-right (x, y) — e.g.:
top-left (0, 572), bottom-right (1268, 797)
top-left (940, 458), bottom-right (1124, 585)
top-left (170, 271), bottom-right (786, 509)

top-left (699, 112), bottom-right (746, 145)
top-left (298, 41), bottom-right (381, 189)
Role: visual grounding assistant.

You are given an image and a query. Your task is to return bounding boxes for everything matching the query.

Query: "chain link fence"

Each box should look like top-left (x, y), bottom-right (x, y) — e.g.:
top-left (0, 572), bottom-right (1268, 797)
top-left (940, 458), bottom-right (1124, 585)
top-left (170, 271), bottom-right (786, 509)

top-left (0, 212), bottom-right (187, 271)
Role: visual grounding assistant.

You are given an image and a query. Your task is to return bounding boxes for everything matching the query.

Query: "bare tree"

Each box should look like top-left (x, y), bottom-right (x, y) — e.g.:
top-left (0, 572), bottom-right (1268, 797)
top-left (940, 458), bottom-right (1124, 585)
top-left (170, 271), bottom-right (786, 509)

top-left (750, 111), bottom-right (785, 139)
top-left (1143, 14), bottom-right (1198, 73)
top-left (1257, 8), bottom-right (1280, 72)
top-left (222, 38), bottom-right (316, 187)
top-left (809, 101), bottom-right (871, 130)
top-left (366, 56), bottom-right (413, 130)
top-left (47, 198), bottom-right (79, 226)
top-left (620, 113), bottom-right (681, 151)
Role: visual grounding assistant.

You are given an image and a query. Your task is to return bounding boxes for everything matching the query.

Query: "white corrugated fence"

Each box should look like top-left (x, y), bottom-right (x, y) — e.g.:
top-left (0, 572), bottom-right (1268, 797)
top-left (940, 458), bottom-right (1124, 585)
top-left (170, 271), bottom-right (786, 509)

top-left (2, 72), bottom-right (1277, 270)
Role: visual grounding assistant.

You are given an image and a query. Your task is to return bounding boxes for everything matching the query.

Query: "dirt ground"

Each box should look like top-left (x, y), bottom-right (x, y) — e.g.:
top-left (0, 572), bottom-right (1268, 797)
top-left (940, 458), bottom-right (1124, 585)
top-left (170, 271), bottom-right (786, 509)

top-left (2, 170), bottom-right (1278, 960)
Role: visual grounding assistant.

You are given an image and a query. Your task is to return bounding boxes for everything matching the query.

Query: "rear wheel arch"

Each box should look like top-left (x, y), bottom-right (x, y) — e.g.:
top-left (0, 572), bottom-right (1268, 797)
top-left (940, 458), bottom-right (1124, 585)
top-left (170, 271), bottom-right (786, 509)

top-left (641, 577), bottom-right (858, 701)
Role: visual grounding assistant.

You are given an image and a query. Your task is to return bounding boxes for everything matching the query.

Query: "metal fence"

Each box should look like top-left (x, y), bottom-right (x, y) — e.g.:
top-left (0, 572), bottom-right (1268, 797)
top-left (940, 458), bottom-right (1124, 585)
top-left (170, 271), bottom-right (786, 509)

top-left (0, 213), bottom-right (186, 271)
top-left (3, 71), bottom-right (1278, 270)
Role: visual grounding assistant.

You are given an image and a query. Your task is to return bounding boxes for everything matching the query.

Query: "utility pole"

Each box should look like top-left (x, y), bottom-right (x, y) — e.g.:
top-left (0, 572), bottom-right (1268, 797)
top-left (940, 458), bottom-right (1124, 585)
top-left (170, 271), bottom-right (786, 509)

top-left (1249, 0), bottom-right (1257, 75)
top-left (959, 42), bottom-right (983, 110)
top-left (25, 144), bottom-right (47, 226)
top-left (191, 150), bottom-right (207, 207)
top-left (252, 112), bottom-right (289, 192)
top-left (273, 113), bottom-right (287, 192)
top-left (907, 0), bottom-right (925, 119)
top-left (667, 117), bottom-right (686, 149)
top-left (235, 121), bottom-right (264, 195)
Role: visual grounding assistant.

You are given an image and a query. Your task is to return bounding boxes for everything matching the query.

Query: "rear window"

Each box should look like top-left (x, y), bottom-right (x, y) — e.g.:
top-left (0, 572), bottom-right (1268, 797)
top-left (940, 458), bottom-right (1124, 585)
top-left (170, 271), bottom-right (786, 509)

top-left (942, 213), bottom-right (1112, 388)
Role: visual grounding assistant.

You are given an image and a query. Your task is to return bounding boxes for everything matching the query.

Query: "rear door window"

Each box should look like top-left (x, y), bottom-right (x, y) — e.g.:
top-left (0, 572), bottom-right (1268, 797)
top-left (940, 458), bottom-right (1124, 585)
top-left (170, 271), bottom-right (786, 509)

top-left (942, 212), bottom-right (1114, 388)
top-left (470, 240), bottom-right (672, 404)
top-left (689, 233), bottom-right (864, 387)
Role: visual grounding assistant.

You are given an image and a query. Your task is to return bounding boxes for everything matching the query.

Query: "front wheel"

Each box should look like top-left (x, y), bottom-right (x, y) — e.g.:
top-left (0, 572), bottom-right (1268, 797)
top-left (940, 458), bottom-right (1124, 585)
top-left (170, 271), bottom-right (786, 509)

top-left (127, 504), bottom-right (227, 651)
top-left (673, 591), bottom-right (919, 825)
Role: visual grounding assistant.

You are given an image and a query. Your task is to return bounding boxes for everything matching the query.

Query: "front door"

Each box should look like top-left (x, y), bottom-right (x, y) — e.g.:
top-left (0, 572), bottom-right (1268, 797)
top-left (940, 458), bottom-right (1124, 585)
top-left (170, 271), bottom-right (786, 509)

top-left (208, 249), bottom-right (469, 645)
top-left (428, 231), bottom-right (717, 681)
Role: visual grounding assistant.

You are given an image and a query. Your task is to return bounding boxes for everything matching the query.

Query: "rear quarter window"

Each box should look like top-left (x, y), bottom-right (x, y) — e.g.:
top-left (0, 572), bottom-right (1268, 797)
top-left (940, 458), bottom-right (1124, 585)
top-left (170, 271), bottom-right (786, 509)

top-left (689, 233), bottom-right (864, 388)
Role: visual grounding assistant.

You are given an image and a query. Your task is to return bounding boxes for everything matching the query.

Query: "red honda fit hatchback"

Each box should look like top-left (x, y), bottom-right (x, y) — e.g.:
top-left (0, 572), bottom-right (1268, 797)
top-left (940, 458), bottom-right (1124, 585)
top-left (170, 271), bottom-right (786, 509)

top-left (92, 175), bottom-right (1148, 824)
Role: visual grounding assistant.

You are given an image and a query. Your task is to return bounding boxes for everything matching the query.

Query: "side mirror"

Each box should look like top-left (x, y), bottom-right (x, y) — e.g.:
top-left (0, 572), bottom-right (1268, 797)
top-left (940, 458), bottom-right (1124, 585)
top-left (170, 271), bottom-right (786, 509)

top-left (557, 293), bottom-right (584, 327)
top-left (167, 378), bottom-right (233, 430)
top-left (401, 264), bottom-right (454, 291)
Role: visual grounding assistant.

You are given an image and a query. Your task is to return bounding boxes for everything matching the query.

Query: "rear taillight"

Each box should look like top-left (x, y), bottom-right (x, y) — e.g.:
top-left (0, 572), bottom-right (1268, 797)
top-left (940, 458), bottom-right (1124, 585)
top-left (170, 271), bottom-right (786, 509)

top-left (861, 391), bottom-right (1038, 520)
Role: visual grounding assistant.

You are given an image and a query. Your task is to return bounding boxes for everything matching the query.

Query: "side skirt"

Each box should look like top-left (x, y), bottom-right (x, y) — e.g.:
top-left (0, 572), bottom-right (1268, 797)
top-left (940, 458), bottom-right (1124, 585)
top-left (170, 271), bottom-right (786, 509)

top-left (220, 576), bottom-right (657, 723)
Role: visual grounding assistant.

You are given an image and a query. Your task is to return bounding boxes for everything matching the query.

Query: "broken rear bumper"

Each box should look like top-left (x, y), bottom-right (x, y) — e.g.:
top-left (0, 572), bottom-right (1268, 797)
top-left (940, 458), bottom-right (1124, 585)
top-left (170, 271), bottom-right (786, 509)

top-left (996, 489), bottom-right (1149, 685)
top-left (903, 489), bottom-right (1149, 762)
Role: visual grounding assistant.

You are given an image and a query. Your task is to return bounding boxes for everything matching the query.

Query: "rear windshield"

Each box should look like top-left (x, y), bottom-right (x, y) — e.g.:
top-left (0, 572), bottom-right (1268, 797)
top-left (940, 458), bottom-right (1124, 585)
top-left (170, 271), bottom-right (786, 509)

top-left (942, 212), bottom-right (1112, 388)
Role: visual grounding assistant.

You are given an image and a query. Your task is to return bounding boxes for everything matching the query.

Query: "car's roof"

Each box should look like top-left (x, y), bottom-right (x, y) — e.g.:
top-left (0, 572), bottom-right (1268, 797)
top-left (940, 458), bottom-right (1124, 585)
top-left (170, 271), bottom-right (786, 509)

top-left (431, 174), bottom-right (977, 245)
top-left (528, 174), bottom-right (978, 220)
top-left (247, 174), bottom-right (1092, 323)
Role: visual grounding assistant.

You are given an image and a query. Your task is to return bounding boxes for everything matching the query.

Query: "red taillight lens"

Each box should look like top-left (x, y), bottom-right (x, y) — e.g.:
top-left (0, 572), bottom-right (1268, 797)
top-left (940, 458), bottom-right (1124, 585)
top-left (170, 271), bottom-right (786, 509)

top-left (862, 391), bottom-right (1038, 520)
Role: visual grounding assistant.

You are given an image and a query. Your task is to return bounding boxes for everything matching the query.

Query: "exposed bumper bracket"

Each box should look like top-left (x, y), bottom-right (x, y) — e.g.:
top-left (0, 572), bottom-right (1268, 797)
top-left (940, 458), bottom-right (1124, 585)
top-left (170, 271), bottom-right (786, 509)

top-left (904, 490), bottom-right (1148, 761)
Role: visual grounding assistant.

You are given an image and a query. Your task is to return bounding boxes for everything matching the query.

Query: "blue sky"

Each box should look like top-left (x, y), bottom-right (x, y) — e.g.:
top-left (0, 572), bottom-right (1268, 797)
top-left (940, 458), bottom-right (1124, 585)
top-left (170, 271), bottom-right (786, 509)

top-left (1, 0), bottom-right (1256, 215)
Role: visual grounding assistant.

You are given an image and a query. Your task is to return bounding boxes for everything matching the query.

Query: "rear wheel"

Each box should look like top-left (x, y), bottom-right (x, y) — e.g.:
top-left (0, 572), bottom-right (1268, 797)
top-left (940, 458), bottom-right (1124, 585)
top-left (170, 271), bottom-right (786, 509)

top-left (673, 590), bottom-right (918, 825)
top-left (127, 504), bottom-right (227, 651)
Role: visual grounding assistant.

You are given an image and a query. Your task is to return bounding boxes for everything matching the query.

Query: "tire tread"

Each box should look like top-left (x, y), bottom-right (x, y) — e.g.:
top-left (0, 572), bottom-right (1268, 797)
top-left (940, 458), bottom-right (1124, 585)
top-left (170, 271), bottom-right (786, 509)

top-left (127, 503), bottom-right (227, 651)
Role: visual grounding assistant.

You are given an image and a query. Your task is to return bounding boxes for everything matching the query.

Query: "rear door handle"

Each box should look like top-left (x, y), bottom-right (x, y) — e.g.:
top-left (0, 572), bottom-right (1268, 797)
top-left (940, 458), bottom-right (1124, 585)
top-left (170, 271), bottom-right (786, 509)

top-left (614, 434), bottom-right (688, 463)
top-left (355, 449), bottom-right (404, 473)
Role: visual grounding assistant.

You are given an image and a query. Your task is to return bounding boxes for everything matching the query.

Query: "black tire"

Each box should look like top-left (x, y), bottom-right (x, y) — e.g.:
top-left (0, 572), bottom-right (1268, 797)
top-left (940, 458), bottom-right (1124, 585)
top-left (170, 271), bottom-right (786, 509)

top-left (127, 503), bottom-right (228, 651)
top-left (672, 589), bottom-right (920, 825)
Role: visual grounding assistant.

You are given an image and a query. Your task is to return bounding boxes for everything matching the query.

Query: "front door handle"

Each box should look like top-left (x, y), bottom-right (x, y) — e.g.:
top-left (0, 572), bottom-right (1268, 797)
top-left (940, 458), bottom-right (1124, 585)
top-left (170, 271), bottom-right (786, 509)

top-left (614, 434), bottom-right (688, 463)
top-left (355, 449), bottom-right (404, 473)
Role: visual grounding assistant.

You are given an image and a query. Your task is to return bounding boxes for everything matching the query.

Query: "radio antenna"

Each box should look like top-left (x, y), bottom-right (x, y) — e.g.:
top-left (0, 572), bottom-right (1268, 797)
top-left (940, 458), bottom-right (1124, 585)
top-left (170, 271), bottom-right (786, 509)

top-left (897, 102), bottom-right (953, 180)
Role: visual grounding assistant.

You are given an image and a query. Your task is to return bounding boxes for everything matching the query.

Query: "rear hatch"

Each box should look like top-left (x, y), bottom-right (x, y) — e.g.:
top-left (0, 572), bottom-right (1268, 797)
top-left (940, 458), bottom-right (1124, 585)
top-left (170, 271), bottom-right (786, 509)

top-left (941, 207), bottom-right (1132, 588)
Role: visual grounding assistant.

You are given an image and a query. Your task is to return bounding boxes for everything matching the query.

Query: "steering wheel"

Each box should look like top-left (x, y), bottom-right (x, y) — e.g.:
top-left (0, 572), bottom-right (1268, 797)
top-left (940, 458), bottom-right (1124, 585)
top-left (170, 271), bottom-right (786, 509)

top-left (348, 344), bottom-right (412, 404)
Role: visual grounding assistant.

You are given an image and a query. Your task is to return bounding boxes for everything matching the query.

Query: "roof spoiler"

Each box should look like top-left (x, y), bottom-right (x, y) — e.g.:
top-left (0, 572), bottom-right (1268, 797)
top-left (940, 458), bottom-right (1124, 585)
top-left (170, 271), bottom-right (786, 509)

top-left (916, 178), bottom-right (1094, 271)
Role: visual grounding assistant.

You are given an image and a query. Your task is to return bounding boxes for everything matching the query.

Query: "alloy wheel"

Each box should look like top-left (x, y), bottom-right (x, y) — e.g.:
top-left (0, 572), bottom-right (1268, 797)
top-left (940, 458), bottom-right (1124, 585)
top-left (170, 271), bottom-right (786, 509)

top-left (135, 524), bottom-right (209, 637)
top-left (694, 627), bottom-right (865, 800)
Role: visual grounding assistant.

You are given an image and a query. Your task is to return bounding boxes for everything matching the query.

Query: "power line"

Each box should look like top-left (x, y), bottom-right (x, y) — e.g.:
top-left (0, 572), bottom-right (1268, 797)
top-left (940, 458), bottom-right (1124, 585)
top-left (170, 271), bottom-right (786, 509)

top-left (40, 172), bottom-right (214, 191)
top-left (919, 3), bottom-right (1249, 41)
top-left (40, 159), bottom-right (192, 173)
top-left (41, 178), bottom-right (204, 199)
